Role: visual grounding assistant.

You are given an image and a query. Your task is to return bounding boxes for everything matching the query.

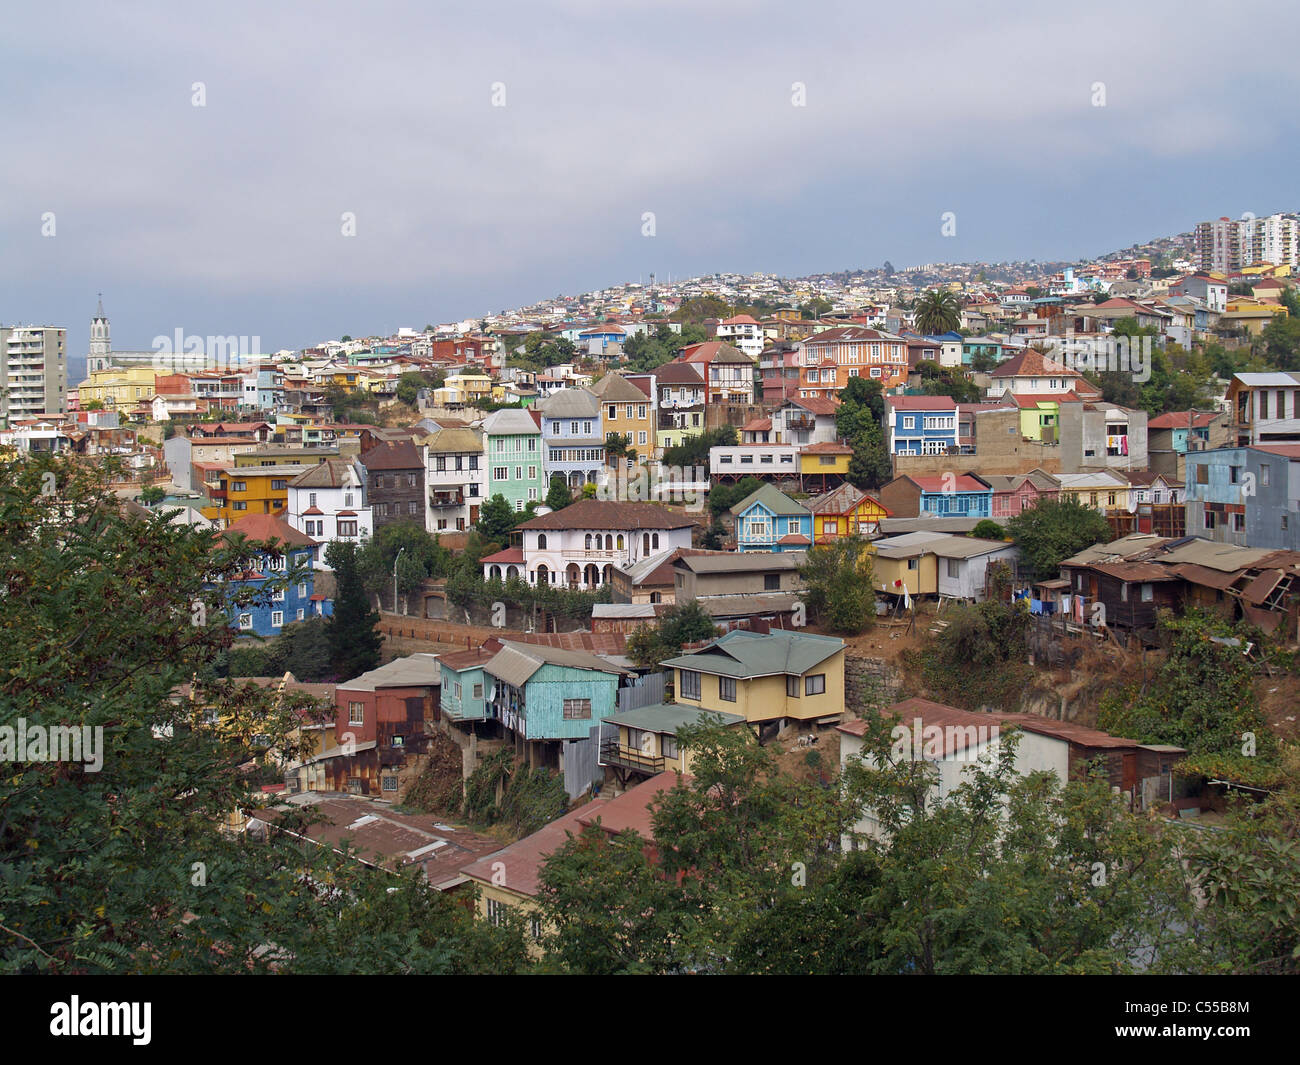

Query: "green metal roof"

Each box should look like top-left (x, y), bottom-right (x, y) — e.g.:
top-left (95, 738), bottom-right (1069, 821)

top-left (602, 704), bottom-right (744, 734)
top-left (661, 629), bottom-right (843, 679)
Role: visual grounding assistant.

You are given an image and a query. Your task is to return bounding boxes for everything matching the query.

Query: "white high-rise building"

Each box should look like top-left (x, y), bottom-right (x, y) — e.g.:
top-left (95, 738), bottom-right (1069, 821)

top-left (1, 325), bottom-right (67, 422)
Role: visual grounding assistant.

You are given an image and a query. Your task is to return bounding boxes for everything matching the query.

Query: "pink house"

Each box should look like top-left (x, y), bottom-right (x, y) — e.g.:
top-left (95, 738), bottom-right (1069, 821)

top-left (982, 469), bottom-right (1061, 519)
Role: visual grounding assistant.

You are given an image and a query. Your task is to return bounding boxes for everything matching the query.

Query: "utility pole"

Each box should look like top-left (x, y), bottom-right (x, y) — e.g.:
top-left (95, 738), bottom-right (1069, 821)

top-left (393, 547), bottom-right (405, 615)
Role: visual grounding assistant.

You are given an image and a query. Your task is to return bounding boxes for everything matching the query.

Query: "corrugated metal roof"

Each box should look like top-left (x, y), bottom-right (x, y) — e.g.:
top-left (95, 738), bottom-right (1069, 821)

top-left (675, 552), bottom-right (805, 574)
top-left (338, 653), bottom-right (442, 692)
top-left (662, 629), bottom-right (843, 679)
top-left (602, 703), bottom-right (744, 734)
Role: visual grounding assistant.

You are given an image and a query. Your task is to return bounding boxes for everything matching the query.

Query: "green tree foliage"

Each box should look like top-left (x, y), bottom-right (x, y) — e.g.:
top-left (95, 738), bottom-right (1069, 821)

top-left (395, 370), bottom-right (444, 407)
top-left (474, 494), bottom-right (519, 543)
top-left (797, 538), bottom-right (877, 634)
top-left (510, 332), bottom-right (576, 372)
top-left (909, 599), bottom-right (1033, 710)
top-left (1097, 612), bottom-right (1280, 787)
top-left (544, 476), bottom-right (572, 511)
top-left (671, 296), bottom-right (731, 323)
top-left (800, 297), bottom-right (833, 318)
top-left (461, 749), bottom-right (568, 836)
top-left (223, 616), bottom-right (333, 681)
top-left (324, 539), bottom-right (382, 679)
top-left (0, 455), bottom-right (518, 974)
top-left (704, 474), bottom-right (762, 519)
top-left (1257, 311), bottom-right (1300, 372)
top-left (917, 362), bottom-right (980, 404)
top-left (139, 484), bottom-right (166, 506)
top-left (1006, 496), bottom-right (1112, 581)
top-left (971, 519), bottom-right (1006, 540)
top-left (835, 377), bottom-right (892, 490)
top-left (622, 323), bottom-right (708, 372)
top-left (626, 599), bottom-right (720, 667)
top-left (913, 289), bottom-right (963, 334)
top-left (662, 424), bottom-right (736, 471)
top-left (356, 522), bottom-right (451, 609)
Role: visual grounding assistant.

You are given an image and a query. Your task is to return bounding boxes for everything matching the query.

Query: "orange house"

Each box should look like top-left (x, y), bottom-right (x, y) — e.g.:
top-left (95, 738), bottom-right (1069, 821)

top-left (797, 326), bottom-right (909, 398)
top-left (806, 482), bottom-right (892, 542)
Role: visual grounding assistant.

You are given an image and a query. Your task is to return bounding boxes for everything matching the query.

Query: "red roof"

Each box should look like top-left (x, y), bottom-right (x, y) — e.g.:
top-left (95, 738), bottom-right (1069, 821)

top-left (801, 442), bottom-right (852, 454)
top-left (786, 395), bottom-right (840, 415)
top-left (741, 418), bottom-right (772, 432)
top-left (887, 395), bottom-right (958, 410)
top-left (481, 547), bottom-right (525, 565)
top-left (778, 534), bottom-right (811, 545)
top-left (1147, 411), bottom-right (1220, 429)
top-left (222, 511), bottom-right (318, 548)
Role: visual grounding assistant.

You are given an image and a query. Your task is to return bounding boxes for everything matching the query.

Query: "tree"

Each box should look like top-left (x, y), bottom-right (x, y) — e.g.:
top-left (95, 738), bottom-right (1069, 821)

top-left (395, 372), bottom-right (429, 407)
top-left (913, 289), bottom-right (962, 335)
top-left (545, 476), bottom-right (572, 512)
top-left (139, 484), bottom-right (166, 506)
top-left (0, 455), bottom-right (516, 974)
top-left (971, 519), bottom-right (1006, 540)
top-left (475, 494), bottom-right (519, 544)
top-left (1006, 497), bottom-right (1112, 581)
top-left (626, 599), bottom-right (719, 667)
top-left (797, 537), bottom-right (877, 634)
top-left (83, 400), bottom-right (104, 411)
top-left (800, 297), bottom-right (833, 319)
top-left (324, 539), bottom-right (383, 679)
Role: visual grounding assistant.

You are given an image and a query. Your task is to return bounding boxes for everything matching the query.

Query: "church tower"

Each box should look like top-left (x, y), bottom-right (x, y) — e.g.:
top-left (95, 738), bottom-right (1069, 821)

top-left (88, 295), bottom-right (111, 373)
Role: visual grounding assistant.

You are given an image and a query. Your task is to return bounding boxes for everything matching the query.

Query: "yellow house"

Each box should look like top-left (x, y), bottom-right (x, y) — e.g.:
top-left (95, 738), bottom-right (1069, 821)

top-left (599, 704), bottom-right (745, 781)
top-left (1009, 395), bottom-right (1063, 441)
top-left (871, 538), bottom-right (940, 597)
top-left (434, 373), bottom-right (493, 406)
top-left (590, 374), bottom-right (654, 467)
top-left (662, 629), bottom-right (846, 725)
top-left (799, 443), bottom-right (852, 490)
top-left (202, 464), bottom-right (305, 525)
top-left (806, 482), bottom-right (892, 542)
top-left (79, 366), bottom-right (158, 409)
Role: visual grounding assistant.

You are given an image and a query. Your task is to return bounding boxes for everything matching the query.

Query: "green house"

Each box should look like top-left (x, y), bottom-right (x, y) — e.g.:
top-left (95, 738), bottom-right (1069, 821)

top-left (484, 641), bottom-right (626, 743)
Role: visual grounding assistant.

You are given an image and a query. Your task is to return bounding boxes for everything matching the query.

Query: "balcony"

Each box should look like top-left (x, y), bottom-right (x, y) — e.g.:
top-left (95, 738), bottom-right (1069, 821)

top-left (600, 740), bottom-right (664, 776)
top-left (429, 489), bottom-right (464, 508)
top-left (785, 416), bottom-right (815, 431)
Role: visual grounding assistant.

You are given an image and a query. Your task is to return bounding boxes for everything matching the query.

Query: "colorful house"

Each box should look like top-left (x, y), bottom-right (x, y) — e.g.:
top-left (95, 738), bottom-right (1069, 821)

top-left (798, 442), bottom-right (853, 490)
top-left (599, 703), bottom-right (745, 781)
top-left (805, 482), bottom-right (892, 543)
top-left (218, 511), bottom-right (332, 637)
top-left (730, 483), bottom-right (812, 552)
top-left (981, 470), bottom-right (1060, 520)
top-left (662, 629), bottom-right (847, 727)
top-left (886, 395), bottom-right (959, 455)
top-left (879, 473), bottom-right (993, 519)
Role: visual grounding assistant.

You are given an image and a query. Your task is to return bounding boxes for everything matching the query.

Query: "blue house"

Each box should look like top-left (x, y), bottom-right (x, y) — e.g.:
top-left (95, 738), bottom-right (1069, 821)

top-left (1184, 445), bottom-right (1300, 551)
top-left (219, 512), bottom-right (332, 637)
top-left (729, 483), bottom-right (812, 551)
top-left (886, 395), bottom-right (959, 456)
top-left (439, 647), bottom-right (496, 723)
top-left (881, 474), bottom-right (993, 519)
top-left (538, 388), bottom-right (605, 491)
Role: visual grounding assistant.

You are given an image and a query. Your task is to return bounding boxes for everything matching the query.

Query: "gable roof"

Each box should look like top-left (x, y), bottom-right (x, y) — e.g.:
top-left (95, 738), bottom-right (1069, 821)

top-left (538, 388), bottom-right (600, 418)
top-left (222, 511), bottom-right (318, 548)
top-left (661, 629), bottom-right (843, 679)
top-left (362, 440), bottom-right (423, 470)
top-left (590, 373), bottom-right (648, 403)
top-left (805, 482), bottom-right (891, 517)
top-left (517, 500), bottom-right (697, 531)
top-left (485, 640), bottom-right (625, 687)
top-left (729, 482), bottom-right (809, 518)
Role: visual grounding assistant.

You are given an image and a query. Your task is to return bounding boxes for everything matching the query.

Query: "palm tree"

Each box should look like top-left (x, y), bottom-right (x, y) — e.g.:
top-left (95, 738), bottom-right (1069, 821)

top-left (913, 289), bottom-right (963, 335)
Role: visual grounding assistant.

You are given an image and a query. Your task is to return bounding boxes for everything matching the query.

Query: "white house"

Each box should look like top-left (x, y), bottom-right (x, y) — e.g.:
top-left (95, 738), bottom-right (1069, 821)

top-left (420, 425), bottom-right (486, 533)
top-left (715, 314), bottom-right (765, 359)
top-left (480, 500), bottom-right (695, 589)
top-left (285, 458), bottom-right (373, 564)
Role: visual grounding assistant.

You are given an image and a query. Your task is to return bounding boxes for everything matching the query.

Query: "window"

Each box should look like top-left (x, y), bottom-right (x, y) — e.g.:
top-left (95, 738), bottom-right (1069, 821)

top-left (514, 499), bottom-right (524, 511)
top-left (1232, 512), bottom-right (1245, 532)
top-left (486, 898), bottom-right (506, 927)
top-left (765, 573), bottom-right (781, 591)
top-left (1229, 466), bottom-right (1241, 485)
top-left (493, 466), bottom-right (507, 481)
top-left (530, 916), bottom-right (542, 940)
top-left (1140, 583), bottom-right (1154, 602)
top-left (907, 557), bottom-right (919, 571)
top-left (296, 608), bottom-right (305, 621)
top-left (903, 416), bottom-right (915, 429)
top-left (436, 456), bottom-right (446, 472)
top-left (238, 613), bottom-right (253, 630)
top-left (1196, 465), bottom-right (1208, 485)
top-left (1262, 466), bottom-right (1270, 487)
top-left (349, 701), bottom-right (364, 725)
top-left (805, 674), bottom-right (826, 696)
top-left (945, 558), bottom-right (960, 578)
top-left (528, 465), bottom-right (537, 479)
top-left (787, 675), bottom-right (800, 698)
top-left (638, 431), bottom-right (647, 446)
top-left (271, 480), bottom-right (287, 491)
top-left (272, 587), bottom-right (285, 602)
top-left (271, 611), bottom-right (283, 628)
top-left (680, 670), bottom-right (701, 700)
top-left (719, 677), bottom-right (736, 702)
top-left (339, 520), bottom-right (358, 536)
top-left (1203, 510), bottom-right (1216, 531)
top-left (473, 683), bottom-right (483, 699)
top-left (562, 698), bottom-right (591, 720)
top-left (661, 734), bottom-right (678, 759)
top-left (232, 481), bottom-right (247, 492)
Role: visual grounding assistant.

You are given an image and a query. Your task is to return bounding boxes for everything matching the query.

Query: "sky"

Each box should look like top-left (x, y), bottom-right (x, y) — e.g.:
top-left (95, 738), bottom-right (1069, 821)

top-left (3, 0), bottom-right (1299, 357)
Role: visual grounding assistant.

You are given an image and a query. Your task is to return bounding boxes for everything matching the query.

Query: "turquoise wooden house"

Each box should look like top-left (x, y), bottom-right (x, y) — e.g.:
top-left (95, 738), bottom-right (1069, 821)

top-left (438, 647), bottom-right (496, 723)
top-left (482, 641), bottom-right (627, 776)
top-left (729, 483), bottom-right (812, 552)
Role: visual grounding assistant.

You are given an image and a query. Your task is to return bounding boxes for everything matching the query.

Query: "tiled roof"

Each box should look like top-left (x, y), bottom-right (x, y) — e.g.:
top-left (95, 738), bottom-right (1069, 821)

top-left (517, 500), bottom-right (697, 531)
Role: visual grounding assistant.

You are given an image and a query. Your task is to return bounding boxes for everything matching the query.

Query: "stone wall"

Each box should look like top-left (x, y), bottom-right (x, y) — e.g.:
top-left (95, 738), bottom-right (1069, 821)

top-left (844, 654), bottom-right (905, 711)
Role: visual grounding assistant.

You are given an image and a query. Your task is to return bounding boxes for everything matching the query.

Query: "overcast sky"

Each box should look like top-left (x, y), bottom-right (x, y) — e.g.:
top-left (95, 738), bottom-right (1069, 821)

top-left (3, 0), bottom-right (1298, 354)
